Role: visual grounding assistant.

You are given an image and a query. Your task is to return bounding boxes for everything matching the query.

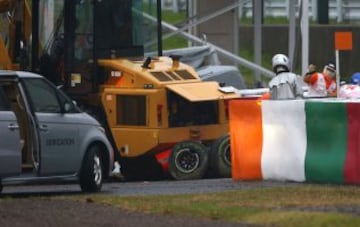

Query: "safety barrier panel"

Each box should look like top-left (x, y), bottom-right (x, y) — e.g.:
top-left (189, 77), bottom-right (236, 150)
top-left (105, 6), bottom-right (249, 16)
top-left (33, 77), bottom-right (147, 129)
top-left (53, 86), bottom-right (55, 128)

top-left (229, 99), bottom-right (360, 185)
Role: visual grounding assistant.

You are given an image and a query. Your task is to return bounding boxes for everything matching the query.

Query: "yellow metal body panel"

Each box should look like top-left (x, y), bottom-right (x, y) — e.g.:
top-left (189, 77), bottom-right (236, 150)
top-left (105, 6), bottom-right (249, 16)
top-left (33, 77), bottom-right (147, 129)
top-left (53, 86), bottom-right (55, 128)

top-left (109, 124), bottom-right (229, 158)
top-left (0, 37), bottom-right (13, 70)
top-left (98, 56), bottom-right (201, 89)
top-left (158, 124), bottom-right (229, 144)
top-left (23, 0), bottom-right (32, 41)
top-left (166, 82), bottom-right (239, 102)
top-left (98, 55), bottom-right (237, 158)
top-left (0, 0), bottom-right (11, 13)
top-left (111, 128), bottom-right (160, 157)
top-left (101, 87), bottom-right (167, 129)
top-left (0, 0), bottom-right (31, 70)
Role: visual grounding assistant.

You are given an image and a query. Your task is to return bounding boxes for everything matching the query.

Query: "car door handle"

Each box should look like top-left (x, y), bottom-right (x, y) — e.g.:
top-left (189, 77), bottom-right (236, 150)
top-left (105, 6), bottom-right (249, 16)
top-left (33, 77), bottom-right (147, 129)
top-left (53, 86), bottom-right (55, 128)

top-left (39, 124), bottom-right (49, 132)
top-left (8, 123), bottom-right (19, 130)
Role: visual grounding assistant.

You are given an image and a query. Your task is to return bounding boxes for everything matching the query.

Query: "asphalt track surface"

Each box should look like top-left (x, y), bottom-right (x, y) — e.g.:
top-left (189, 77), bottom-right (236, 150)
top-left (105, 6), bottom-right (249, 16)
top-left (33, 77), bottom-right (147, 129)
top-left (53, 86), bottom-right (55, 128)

top-left (1, 178), bottom-right (302, 196)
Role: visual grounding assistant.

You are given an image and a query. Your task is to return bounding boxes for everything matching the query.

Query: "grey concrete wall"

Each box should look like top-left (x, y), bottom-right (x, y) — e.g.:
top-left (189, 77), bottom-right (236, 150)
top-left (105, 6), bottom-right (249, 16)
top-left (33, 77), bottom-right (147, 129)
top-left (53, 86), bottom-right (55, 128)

top-left (196, 0), bottom-right (237, 65)
top-left (239, 25), bottom-right (359, 80)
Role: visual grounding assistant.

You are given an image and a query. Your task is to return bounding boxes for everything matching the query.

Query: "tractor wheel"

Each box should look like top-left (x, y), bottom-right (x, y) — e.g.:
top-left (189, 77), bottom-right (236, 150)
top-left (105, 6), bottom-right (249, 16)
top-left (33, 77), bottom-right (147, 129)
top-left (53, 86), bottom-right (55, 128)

top-left (169, 141), bottom-right (208, 180)
top-left (209, 134), bottom-right (231, 178)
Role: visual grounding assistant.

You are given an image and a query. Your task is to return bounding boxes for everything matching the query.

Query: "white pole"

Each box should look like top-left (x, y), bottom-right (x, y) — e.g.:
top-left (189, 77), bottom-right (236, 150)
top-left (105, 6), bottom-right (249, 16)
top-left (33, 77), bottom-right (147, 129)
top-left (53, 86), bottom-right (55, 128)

top-left (337, 0), bottom-right (343, 23)
top-left (173, 0), bottom-right (179, 13)
top-left (254, 0), bottom-right (262, 84)
top-left (285, 0), bottom-right (289, 19)
top-left (288, 0), bottom-right (296, 70)
top-left (301, 0), bottom-right (309, 76)
top-left (335, 49), bottom-right (340, 98)
top-left (311, 0), bottom-right (317, 21)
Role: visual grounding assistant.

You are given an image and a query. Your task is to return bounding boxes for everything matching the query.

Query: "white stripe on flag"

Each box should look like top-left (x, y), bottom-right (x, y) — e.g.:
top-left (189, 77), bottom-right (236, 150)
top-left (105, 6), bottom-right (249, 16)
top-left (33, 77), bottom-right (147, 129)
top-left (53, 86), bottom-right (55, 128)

top-left (261, 100), bottom-right (307, 182)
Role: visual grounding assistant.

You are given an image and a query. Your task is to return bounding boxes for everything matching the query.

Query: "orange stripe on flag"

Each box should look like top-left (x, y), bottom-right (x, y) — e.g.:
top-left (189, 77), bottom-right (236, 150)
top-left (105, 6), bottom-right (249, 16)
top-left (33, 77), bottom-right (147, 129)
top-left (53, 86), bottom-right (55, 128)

top-left (229, 100), bottom-right (263, 180)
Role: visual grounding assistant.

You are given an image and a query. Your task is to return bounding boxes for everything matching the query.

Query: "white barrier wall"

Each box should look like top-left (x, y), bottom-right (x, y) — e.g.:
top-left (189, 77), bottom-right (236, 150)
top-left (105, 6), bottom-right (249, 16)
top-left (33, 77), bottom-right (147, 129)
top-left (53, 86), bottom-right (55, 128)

top-left (230, 99), bottom-right (360, 185)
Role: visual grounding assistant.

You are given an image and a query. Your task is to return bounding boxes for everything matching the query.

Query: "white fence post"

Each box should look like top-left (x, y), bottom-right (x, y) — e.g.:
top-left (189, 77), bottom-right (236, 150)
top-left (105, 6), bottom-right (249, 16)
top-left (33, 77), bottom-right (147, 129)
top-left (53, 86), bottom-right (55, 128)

top-left (336, 0), bottom-right (343, 23)
top-left (311, 0), bottom-right (317, 21)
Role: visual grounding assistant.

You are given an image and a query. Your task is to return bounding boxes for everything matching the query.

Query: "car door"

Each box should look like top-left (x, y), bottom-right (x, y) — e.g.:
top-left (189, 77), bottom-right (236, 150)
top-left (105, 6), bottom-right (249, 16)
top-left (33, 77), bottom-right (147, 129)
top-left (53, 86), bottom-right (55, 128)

top-left (0, 83), bottom-right (22, 177)
top-left (21, 78), bottom-right (81, 175)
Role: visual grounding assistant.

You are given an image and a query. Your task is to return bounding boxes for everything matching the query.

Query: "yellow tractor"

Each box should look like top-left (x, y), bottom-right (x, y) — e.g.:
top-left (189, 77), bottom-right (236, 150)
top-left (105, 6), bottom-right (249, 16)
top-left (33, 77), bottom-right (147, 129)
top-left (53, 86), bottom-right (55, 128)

top-left (95, 55), bottom-right (238, 180)
top-left (0, 0), bottom-right (240, 180)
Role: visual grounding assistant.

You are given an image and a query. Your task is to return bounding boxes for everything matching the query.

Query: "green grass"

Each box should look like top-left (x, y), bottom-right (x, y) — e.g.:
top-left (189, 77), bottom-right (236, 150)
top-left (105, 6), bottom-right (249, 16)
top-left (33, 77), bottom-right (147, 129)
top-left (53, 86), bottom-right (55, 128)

top-left (238, 49), bottom-right (274, 87)
top-left (59, 184), bottom-right (360, 227)
top-left (142, 5), bottom-right (188, 50)
top-left (241, 16), bottom-right (290, 25)
top-left (161, 10), bottom-right (188, 50)
top-left (162, 10), bottom-right (187, 25)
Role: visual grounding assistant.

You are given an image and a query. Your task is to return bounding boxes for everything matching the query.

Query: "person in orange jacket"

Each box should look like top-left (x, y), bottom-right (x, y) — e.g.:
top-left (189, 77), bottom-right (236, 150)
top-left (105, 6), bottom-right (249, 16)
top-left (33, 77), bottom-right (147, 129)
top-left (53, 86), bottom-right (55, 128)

top-left (303, 62), bottom-right (337, 97)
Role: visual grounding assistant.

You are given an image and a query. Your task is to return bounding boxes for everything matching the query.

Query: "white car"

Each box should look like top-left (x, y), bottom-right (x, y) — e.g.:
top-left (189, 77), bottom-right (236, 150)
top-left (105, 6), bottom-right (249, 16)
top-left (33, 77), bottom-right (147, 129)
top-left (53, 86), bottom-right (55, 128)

top-left (0, 71), bottom-right (114, 193)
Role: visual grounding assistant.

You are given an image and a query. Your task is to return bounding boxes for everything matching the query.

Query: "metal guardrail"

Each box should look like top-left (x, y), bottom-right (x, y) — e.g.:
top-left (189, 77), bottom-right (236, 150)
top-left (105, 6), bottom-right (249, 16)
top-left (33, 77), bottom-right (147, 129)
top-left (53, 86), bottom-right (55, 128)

top-left (160, 0), bottom-right (360, 23)
top-left (140, 10), bottom-right (275, 79)
top-left (239, 0), bottom-right (360, 23)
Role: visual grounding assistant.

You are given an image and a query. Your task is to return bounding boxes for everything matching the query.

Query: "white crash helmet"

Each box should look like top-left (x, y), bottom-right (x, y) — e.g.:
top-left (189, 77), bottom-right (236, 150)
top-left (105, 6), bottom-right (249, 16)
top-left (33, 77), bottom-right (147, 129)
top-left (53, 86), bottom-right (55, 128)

top-left (272, 54), bottom-right (290, 73)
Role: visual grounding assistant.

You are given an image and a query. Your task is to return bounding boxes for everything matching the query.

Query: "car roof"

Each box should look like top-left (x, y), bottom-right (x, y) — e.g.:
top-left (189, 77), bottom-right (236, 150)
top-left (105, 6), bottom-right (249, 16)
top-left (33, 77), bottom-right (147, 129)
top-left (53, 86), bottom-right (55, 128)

top-left (0, 70), bottom-right (43, 79)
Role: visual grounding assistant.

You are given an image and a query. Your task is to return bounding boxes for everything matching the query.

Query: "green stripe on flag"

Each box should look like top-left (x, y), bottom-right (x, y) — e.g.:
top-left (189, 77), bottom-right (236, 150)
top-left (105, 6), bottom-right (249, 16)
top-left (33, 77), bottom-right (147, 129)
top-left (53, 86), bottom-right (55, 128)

top-left (305, 101), bottom-right (347, 184)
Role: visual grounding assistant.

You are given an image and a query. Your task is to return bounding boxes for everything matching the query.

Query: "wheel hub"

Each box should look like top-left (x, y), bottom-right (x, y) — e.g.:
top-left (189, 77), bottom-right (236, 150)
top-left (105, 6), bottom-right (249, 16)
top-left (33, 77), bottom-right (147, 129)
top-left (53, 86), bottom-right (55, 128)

top-left (93, 155), bottom-right (102, 185)
top-left (174, 148), bottom-right (200, 173)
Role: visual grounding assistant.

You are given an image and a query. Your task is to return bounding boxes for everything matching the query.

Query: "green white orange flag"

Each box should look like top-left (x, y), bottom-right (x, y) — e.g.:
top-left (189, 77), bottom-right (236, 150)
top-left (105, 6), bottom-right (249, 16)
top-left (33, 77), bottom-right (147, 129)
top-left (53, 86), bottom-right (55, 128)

top-left (229, 99), bottom-right (360, 185)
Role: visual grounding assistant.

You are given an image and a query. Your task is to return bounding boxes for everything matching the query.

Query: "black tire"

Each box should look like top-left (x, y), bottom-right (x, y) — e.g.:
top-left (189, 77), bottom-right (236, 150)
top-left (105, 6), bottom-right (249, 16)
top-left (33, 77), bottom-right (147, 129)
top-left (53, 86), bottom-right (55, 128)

top-left (169, 141), bottom-right (208, 180)
top-left (0, 179), bottom-right (2, 194)
top-left (79, 146), bottom-right (103, 192)
top-left (209, 134), bottom-right (231, 178)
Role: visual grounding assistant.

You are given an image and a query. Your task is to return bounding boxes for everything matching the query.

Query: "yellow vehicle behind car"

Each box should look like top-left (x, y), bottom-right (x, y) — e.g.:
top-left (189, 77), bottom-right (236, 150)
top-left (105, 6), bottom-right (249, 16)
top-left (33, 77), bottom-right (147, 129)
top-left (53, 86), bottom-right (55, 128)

top-left (92, 55), bottom-right (239, 180)
top-left (0, 0), bottom-right (241, 181)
